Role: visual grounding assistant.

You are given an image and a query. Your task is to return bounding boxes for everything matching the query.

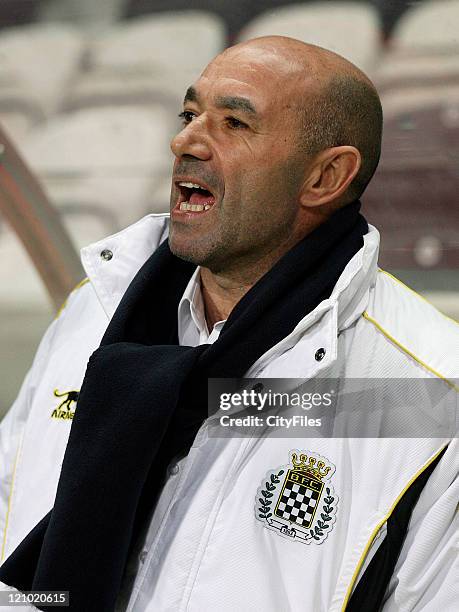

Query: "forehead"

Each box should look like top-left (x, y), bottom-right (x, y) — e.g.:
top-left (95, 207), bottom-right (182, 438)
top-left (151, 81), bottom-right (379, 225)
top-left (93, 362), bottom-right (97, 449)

top-left (191, 46), bottom-right (308, 113)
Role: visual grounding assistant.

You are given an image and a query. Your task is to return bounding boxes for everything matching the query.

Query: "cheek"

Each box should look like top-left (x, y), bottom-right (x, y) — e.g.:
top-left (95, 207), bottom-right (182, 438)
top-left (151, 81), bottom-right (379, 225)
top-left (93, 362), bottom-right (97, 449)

top-left (220, 139), bottom-right (272, 186)
top-left (220, 143), bottom-right (301, 214)
top-left (243, 161), bottom-right (292, 202)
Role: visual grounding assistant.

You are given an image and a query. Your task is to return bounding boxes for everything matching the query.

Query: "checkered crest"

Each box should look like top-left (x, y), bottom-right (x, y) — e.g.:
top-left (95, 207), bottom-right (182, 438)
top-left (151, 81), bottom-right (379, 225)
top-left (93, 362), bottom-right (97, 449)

top-left (255, 450), bottom-right (338, 545)
top-left (275, 469), bottom-right (323, 529)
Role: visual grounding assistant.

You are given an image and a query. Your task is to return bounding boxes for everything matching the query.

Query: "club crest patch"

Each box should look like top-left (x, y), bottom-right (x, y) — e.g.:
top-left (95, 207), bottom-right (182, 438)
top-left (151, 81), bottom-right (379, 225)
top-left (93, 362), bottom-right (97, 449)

top-left (255, 450), bottom-right (338, 544)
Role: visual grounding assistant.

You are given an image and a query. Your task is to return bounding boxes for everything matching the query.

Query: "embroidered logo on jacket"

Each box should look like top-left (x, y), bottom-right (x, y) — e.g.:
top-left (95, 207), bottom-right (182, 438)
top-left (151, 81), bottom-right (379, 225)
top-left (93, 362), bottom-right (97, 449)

top-left (51, 389), bottom-right (79, 420)
top-left (255, 450), bottom-right (338, 544)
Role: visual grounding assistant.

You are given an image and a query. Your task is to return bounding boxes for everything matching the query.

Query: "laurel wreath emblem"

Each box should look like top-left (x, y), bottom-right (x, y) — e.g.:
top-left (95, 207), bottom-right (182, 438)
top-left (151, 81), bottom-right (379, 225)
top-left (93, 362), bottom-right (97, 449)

top-left (258, 470), bottom-right (284, 519)
top-left (309, 487), bottom-right (334, 540)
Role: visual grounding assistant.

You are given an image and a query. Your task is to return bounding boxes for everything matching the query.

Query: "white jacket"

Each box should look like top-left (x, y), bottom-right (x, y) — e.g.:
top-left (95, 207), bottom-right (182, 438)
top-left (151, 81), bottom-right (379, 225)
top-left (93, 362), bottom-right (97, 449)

top-left (0, 214), bottom-right (457, 612)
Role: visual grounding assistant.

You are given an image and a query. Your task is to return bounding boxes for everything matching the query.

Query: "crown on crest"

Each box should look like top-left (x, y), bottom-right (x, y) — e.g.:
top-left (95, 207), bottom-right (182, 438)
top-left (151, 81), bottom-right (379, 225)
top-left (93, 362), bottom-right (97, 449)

top-left (291, 452), bottom-right (331, 480)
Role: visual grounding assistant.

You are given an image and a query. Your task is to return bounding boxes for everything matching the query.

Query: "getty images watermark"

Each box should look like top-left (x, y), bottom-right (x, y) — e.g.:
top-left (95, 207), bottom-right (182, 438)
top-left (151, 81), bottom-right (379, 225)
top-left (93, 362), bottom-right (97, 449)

top-left (218, 386), bottom-right (332, 429)
top-left (207, 378), bottom-right (458, 438)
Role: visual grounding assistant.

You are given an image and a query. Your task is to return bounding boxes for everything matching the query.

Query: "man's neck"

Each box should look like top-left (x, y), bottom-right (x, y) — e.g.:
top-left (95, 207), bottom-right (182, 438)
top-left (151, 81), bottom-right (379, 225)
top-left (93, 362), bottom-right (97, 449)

top-left (200, 268), bottom-right (253, 330)
top-left (199, 242), bottom-right (303, 329)
top-left (199, 247), bottom-right (297, 329)
top-left (198, 209), bottom-right (336, 329)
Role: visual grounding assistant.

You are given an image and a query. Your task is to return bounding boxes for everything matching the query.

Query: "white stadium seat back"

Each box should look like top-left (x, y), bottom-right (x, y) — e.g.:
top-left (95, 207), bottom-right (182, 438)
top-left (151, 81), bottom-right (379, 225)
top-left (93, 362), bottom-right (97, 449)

top-left (21, 106), bottom-right (174, 227)
top-left (88, 11), bottom-right (226, 76)
top-left (237, 2), bottom-right (381, 73)
top-left (0, 24), bottom-right (86, 115)
top-left (0, 74), bottom-right (46, 143)
top-left (22, 107), bottom-right (171, 171)
top-left (390, 0), bottom-right (459, 51)
top-left (63, 69), bottom-right (181, 114)
top-left (376, 51), bottom-right (459, 90)
top-left (381, 84), bottom-right (459, 118)
top-left (38, 0), bottom-right (124, 26)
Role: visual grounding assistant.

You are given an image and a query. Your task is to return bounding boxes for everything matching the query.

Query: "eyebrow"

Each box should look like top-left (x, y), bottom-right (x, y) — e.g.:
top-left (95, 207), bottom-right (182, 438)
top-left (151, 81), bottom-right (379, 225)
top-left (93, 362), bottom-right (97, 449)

top-left (183, 87), bottom-right (258, 118)
top-left (184, 86), bottom-right (198, 104)
top-left (214, 95), bottom-right (258, 117)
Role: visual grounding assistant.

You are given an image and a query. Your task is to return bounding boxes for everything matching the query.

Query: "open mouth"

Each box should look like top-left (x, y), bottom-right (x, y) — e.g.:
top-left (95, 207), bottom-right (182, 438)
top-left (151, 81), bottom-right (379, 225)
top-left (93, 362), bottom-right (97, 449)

top-left (176, 181), bottom-right (216, 213)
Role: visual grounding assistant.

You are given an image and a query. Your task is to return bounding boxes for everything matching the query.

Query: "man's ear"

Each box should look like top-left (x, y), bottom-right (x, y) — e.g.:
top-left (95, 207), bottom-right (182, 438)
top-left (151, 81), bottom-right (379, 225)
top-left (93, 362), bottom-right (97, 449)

top-left (300, 146), bottom-right (362, 208)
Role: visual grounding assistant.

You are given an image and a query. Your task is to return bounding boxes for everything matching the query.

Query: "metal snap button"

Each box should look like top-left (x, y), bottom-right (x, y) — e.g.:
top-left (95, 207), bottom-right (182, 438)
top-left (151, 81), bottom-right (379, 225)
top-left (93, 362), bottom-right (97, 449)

top-left (139, 550), bottom-right (148, 563)
top-left (315, 348), bottom-right (326, 361)
top-left (169, 463), bottom-right (179, 476)
top-left (100, 249), bottom-right (113, 261)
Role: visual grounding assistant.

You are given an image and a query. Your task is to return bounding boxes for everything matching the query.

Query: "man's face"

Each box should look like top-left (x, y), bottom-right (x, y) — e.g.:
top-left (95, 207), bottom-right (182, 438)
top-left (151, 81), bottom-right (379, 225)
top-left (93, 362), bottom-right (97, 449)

top-left (169, 46), bottom-right (310, 273)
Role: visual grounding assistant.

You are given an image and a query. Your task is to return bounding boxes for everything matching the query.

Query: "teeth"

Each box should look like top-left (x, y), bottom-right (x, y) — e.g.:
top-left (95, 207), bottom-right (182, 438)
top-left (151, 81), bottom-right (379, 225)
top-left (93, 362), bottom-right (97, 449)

top-left (179, 181), bottom-right (206, 190)
top-left (179, 201), bottom-right (212, 212)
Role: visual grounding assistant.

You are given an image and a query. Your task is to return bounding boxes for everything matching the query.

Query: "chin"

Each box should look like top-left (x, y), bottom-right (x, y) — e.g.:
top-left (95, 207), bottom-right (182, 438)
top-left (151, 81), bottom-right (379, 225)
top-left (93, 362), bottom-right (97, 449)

top-left (168, 229), bottom-right (229, 271)
top-left (168, 237), bottom-right (204, 266)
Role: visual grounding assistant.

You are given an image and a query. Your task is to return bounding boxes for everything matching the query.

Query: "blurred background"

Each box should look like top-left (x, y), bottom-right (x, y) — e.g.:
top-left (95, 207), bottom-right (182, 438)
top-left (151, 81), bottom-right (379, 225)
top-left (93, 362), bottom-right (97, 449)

top-left (0, 0), bottom-right (458, 415)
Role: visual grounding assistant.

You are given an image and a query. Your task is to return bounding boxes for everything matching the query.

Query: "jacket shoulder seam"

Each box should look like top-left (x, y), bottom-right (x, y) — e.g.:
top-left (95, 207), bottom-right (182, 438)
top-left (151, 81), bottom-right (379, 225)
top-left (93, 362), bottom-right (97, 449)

top-left (361, 311), bottom-right (458, 392)
top-left (378, 269), bottom-right (459, 327)
top-left (55, 278), bottom-right (90, 318)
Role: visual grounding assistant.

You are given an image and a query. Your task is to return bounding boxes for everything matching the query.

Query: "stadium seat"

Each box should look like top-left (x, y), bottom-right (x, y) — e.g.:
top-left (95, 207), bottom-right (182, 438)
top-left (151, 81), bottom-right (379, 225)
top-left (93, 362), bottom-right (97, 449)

top-left (237, 1), bottom-right (381, 73)
top-left (381, 84), bottom-right (459, 118)
top-left (0, 75), bottom-right (45, 144)
top-left (0, 24), bottom-right (86, 117)
top-left (375, 50), bottom-right (459, 92)
top-left (84, 12), bottom-right (226, 100)
top-left (62, 69), bottom-right (180, 114)
top-left (389, 0), bottom-right (459, 51)
top-left (20, 106), bottom-right (175, 228)
top-left (363, 96), bottom-right (459, 270)
top-left (38, 0), bottom-right (124, 26)
top-left (123, 0), bottom-right (286, 41)
top-left (370, 0), bottom-right (413, 38)
top-left (381, 94), bottom-right (459, 164)
top-left (364, 164), bottom-right (459, 269)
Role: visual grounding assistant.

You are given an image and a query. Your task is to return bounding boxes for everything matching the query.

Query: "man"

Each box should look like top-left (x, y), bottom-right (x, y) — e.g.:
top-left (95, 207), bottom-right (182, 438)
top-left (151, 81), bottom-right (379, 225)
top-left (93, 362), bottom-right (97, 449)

top-left (0, 37), bottom-right (457, 611)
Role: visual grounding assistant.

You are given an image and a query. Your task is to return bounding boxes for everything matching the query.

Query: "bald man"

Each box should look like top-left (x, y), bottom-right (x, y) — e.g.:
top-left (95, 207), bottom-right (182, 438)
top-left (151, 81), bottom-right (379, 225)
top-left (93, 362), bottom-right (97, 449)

top-left (170, 36), bottom-right (381, 322)
top-left (0, 37), bottom-right (457, 612)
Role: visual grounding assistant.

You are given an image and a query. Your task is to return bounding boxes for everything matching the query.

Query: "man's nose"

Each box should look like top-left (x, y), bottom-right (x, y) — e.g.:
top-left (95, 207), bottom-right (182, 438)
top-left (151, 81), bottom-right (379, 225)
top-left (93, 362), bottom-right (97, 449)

top-left (170, 116), bottom-right (211, 160)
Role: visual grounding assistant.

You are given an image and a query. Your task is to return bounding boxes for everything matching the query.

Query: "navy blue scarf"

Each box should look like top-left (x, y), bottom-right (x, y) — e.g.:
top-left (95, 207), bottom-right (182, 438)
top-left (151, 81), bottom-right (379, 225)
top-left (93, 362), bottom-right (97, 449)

top-left (0, 202), bottom-right (367, 611)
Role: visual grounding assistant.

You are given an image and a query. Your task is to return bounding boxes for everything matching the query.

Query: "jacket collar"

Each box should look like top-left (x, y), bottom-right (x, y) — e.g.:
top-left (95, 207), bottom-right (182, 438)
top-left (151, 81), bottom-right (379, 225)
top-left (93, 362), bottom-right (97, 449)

top-left (81, 213), bottom-right (170, 319)
top-left (81, 212), bottom-right (380, 364)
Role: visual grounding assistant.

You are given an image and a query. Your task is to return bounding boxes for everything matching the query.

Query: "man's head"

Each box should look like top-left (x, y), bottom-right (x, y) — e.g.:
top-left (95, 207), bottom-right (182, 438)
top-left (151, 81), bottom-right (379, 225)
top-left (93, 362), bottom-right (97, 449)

top-left (168, 36), bottom-right (382, 276)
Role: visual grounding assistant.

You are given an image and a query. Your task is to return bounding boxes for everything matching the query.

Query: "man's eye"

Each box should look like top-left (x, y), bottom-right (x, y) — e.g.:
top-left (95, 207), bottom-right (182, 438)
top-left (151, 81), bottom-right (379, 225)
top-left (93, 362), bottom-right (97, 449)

top-left (226, 117), bottom-right (248, 130)
top-left (178, 111), bottom-right (196, 125)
